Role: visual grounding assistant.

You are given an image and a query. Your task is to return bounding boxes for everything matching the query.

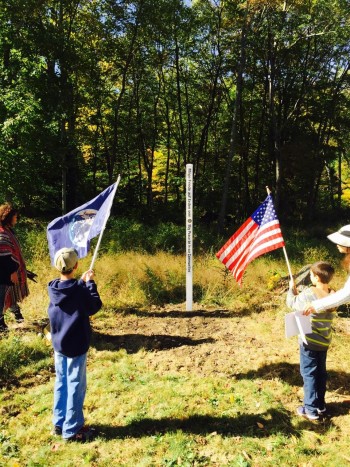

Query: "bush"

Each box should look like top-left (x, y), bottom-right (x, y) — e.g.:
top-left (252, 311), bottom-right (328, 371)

top-left (103, 217), bottom-right (222, 255)
top-left (12, 217), bottom-right (48, 264)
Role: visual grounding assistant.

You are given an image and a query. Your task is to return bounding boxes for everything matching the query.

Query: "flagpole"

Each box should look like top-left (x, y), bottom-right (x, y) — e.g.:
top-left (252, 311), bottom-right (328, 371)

top-left (265, 186), bottom-right (294, 284)
top-left (282, 247), bottom-right (294, 282)
top-left (89, 175), bottom-right (121, 270)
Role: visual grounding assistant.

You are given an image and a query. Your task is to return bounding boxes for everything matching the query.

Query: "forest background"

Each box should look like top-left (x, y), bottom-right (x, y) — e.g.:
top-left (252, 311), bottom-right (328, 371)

top-left (1, 0), bottom-right (350, 231)
top-left (3, 2), bottom-right (350, 465)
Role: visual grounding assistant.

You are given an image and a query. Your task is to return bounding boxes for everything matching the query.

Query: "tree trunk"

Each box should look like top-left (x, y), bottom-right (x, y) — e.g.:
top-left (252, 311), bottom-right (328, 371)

top-left (218, 5), bottom-right (248, 233)
top-left (110, 17), bottom-right (140, 183)
top-left (175, 37), bottom-right (187, 165)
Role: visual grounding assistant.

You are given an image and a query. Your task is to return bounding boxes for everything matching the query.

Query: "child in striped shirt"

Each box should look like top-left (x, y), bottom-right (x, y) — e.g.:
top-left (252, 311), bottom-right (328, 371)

top-left (286, 261), bottom-right (336, 420)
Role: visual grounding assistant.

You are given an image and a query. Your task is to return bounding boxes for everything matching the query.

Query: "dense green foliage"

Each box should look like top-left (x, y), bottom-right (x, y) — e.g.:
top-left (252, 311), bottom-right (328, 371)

top-left (16, 213), bottom-right (340, 262)
top-left (1, 0), bottom-right (350, 225)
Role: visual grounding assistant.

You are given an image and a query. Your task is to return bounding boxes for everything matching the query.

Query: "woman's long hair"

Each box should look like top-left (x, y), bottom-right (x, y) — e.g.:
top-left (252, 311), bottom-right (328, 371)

top-left (342, 252), bottom-right (350, 273)
top-left (0, 203), bottom-right (18, 227)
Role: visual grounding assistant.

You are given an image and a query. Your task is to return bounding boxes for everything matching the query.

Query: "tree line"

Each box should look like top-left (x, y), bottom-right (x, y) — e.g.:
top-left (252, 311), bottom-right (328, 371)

top-left (1, 0), bottom-right (350, 228)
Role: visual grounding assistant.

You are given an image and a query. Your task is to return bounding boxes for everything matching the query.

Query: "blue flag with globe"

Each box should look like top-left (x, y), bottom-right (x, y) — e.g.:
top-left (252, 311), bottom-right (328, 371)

top-left (47, 182), bottom-right (117, 264)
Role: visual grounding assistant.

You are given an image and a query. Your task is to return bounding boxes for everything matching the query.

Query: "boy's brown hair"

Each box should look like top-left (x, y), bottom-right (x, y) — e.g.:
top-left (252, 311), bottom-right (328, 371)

top-left (311, 261), bottom-right (335, 284)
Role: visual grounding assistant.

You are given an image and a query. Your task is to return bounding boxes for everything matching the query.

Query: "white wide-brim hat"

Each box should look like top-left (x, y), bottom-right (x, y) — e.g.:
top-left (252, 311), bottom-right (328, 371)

top-left (327, 225), bottom-right (350, 247)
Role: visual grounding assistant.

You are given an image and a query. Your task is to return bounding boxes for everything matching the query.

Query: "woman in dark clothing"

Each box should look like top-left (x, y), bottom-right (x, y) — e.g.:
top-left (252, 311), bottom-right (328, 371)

top-left (0, 203), bottom-right (29, 332)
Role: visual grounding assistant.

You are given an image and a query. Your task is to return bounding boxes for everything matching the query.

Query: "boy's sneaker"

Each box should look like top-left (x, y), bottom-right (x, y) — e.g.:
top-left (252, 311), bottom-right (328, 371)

top-left (296, 406), bottom-right (319, 420)
top-left (65, 426), bottom-right (96, 443)
top-left (52, 426), bottom-right (62, 435)
top-left (317, 407), bottom-right (327, 415)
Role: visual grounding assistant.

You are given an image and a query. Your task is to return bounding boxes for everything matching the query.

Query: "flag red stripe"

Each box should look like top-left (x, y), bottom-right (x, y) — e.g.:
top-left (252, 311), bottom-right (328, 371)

top-left (218, 220), bottom-right (258, 269)
top-left (225, 224), bottom-right (259, 280)
top-left (228, 228), bottom-right (261, 272)
top-left (247, 238), bottom-right (285, 262)
top-left (225, 229), bottom-right (257, 268)
top-left (216, 218), bottom-right (256, 261)
top-left (246, 222), bottom-right (284, 263)
top-left (230, 247), bottom-right (250, 279)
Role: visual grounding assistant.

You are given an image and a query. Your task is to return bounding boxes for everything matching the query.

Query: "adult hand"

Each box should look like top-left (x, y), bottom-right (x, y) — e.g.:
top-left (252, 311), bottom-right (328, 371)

top-left (81, 270), bottom-right (95, 282)
top-left (10, 271), bottom-right (19, 284)
top-left (303, 306), bottom-right (315, 316)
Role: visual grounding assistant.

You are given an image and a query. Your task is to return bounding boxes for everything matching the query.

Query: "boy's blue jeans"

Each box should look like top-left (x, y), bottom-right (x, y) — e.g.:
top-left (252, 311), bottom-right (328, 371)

top-left (53, 351), bottom-right (87, 439)
top-left (299, 344), bottom-right (327, 416)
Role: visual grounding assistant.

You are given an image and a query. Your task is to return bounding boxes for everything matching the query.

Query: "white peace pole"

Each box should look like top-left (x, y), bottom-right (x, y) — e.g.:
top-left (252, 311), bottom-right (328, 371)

top-left (89, 175), bottom-right (121, 270)
top-left (186, 164), bottom-right (193, 311)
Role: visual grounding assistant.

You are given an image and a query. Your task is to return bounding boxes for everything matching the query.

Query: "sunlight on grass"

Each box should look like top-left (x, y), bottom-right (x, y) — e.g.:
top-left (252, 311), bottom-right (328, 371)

top-left (1, 240), bottom-right (350, 466)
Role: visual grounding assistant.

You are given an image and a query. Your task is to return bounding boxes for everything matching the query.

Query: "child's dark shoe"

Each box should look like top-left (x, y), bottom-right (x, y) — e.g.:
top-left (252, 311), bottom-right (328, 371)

top-left (65, 426), bottom-right (96, 442)
top-left (296, 406), bottom-right (319, 420)
top-left (52, 426), bottom-right (62, 435)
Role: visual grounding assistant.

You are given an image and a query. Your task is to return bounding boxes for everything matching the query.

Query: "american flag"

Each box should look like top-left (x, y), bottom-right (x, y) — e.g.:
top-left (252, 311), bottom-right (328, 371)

top-left (216, 195), bottom-right (285, 285)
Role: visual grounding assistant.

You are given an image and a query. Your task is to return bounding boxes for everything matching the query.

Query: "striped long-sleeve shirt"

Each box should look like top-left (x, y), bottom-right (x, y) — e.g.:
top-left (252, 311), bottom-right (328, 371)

top-left (286, 287), bottom-right (336, 351)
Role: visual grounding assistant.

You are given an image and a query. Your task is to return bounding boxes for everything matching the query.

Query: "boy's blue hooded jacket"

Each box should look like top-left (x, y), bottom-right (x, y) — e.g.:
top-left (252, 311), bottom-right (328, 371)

top-left (48, 278), bottom-right (102, 357)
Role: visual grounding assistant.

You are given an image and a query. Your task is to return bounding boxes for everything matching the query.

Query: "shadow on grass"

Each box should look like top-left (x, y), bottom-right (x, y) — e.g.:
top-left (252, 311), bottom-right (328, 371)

top-left (94, 409), bottom-right (298, 440)
top-left (235, 362), bottom-right (301, 385)
top-left (294, 401), bottom-right (350, 434)
top-left (91, 331), bottom-right (215, 353)
top-left (321, 400), bottom-right (350, 417)
top-left (235, 362), bottom-right (350, 394)
top-left (118, 308), bottom-right (252, 318)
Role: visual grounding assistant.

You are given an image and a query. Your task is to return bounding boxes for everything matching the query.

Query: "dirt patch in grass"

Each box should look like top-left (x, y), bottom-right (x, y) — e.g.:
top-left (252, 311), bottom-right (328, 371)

top-left (9, 297), bottom-right (350, 404)
top-left (3, 297), bottom-right (350, 466)
top-left (91, 301), bottom-right (350, 400)
top-left (92, 304), bottom-right (262, 376)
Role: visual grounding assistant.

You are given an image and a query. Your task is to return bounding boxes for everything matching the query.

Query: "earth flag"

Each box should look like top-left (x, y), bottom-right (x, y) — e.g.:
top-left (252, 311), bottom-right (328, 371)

top-left (47, 182), bottom-right (117, 264)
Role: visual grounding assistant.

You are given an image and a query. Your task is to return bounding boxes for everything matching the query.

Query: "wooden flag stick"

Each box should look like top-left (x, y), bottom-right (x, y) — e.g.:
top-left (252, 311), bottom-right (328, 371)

top-left (89, 175), bottom-right (121, 270)
top-left (266, 186), bottom-right (294, 285)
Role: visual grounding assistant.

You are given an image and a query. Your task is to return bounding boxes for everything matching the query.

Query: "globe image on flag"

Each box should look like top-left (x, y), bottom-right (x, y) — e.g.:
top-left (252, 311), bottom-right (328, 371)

top-left (69, 209), bottom-right (97, 247)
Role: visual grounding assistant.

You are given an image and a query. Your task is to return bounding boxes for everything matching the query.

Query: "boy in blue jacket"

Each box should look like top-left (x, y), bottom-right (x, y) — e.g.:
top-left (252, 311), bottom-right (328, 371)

top-left (48, 247), bottom-right (102, 442)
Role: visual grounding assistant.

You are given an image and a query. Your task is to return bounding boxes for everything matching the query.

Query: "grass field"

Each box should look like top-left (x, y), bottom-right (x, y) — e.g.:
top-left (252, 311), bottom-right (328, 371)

top-left (1, 241), bottom-right (350, 466)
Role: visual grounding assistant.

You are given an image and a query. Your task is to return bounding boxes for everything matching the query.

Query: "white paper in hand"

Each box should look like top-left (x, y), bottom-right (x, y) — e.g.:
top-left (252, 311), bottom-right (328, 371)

top-left (285, 311), bottom-right (312, 345)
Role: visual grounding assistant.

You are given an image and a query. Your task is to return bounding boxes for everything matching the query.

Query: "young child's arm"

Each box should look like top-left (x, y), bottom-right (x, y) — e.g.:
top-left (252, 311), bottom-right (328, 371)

top-left (80, 269), bottom-right (103, 315)
top-left (286, 286), bottom-right (313, 313)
